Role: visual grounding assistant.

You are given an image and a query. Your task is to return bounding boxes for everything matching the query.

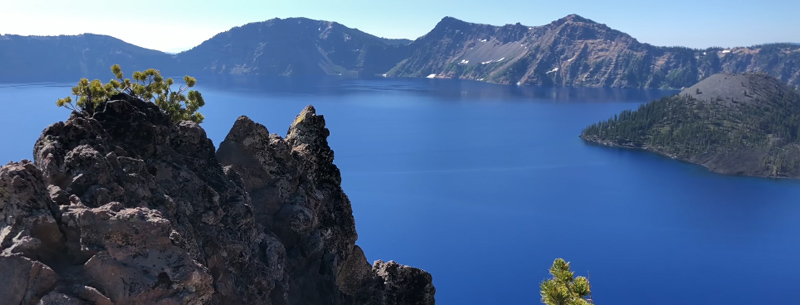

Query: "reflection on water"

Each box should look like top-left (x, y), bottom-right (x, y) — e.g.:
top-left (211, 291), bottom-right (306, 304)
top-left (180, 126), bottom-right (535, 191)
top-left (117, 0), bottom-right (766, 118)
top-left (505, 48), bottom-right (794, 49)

top-left (195, 75), bottom-right (677, 102)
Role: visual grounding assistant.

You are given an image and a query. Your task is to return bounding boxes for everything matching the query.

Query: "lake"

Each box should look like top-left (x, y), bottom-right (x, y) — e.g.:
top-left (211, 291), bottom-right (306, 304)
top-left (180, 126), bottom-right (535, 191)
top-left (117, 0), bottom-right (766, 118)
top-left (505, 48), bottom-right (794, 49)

top-left (3, 77), bottom-right (800, 305)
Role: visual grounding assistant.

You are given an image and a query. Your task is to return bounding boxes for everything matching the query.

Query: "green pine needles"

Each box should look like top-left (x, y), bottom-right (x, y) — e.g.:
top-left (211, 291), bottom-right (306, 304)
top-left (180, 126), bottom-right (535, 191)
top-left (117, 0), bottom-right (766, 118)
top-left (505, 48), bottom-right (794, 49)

top-left (540, 258), bottom-right (594, 305)
top-left (57, 65), bottom-right (206, 123)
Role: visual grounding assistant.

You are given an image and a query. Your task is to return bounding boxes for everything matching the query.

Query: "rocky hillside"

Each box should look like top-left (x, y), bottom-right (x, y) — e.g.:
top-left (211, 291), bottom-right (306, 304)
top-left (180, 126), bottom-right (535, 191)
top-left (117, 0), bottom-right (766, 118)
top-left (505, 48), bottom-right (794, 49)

top-left (388, 15), bottom-right (800, 89)
top-left (0, 98), bottom-right (434, 304)
top-left (175, 18), bottom-right (411, 77)
top-left (0, 34), bottom-right (175, 82)
top-left (581, 73), bottom-right (800, 178)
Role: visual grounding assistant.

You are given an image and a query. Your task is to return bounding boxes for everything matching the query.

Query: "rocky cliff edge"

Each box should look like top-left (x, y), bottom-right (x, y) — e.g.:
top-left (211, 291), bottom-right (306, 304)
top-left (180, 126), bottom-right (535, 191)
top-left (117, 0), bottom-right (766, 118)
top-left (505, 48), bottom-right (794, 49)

top-left (0, 98), bottom-right (434, 304)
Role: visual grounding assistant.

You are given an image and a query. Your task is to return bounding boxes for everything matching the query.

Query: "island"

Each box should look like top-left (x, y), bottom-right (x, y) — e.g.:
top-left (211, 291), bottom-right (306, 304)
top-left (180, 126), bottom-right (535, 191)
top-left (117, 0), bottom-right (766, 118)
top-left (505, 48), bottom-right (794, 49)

top-left (581, 73), bottom-right (800, 178)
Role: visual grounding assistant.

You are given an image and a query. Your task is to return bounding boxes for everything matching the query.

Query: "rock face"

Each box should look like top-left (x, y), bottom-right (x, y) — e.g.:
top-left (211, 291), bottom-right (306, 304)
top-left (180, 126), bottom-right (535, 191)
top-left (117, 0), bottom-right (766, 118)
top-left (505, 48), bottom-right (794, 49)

top-left (0, 98), bottom-right (434, 304)
top-left (581, 73), bottom-right (800, 178)
top-left (387, 15), bottom-right (800, 89)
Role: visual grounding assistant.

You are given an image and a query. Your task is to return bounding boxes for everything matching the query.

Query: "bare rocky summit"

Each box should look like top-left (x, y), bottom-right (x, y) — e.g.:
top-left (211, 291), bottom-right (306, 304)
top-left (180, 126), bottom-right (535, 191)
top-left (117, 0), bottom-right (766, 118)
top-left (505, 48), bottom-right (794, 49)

top-left (0, 98), bottom-right (434, 304)
top-left (681, 73), bottom-right (789, 106)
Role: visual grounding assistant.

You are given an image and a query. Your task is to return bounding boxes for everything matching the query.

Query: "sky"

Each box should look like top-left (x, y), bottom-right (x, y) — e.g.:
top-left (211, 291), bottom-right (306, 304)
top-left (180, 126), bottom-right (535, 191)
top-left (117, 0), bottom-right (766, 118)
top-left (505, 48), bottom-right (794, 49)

top-left (2, 0), bottom-right (799, 53)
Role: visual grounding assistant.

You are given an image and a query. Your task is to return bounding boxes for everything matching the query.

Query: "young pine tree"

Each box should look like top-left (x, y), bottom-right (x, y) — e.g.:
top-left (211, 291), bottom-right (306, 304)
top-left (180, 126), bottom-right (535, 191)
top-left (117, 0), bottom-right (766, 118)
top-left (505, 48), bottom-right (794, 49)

top-left (540, 258), bottom-right (594, 305)
top-left (57, 64), bottom-right (206, 123)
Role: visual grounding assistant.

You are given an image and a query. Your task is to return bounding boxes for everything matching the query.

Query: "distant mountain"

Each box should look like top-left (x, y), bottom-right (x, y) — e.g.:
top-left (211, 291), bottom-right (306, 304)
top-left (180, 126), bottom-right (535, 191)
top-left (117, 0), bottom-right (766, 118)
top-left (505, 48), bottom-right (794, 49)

top-left (387, 15), bottom-right (800, 89)
top-left (174, 18), bottom-right (410, 77)
top-left (377, 37), bottom-right (413, 46)
top-left (0, 34), bottom-right (174, 82)
top-left (581, 73), bottom-right (800, 178)
top-left (2, 15), bottom-right (800, 89)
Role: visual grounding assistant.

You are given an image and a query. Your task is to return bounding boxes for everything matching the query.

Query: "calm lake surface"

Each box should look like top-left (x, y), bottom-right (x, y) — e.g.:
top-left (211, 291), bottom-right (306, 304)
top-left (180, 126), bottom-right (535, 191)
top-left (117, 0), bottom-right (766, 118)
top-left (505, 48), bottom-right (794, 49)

top-left (3, 77), bottom-right (800, 305)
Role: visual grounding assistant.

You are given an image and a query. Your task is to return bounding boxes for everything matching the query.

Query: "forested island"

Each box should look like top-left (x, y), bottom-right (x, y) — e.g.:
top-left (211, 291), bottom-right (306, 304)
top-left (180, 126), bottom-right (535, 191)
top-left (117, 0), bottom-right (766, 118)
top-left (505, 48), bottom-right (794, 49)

top-left (581, 73), bottom-right (800, 178)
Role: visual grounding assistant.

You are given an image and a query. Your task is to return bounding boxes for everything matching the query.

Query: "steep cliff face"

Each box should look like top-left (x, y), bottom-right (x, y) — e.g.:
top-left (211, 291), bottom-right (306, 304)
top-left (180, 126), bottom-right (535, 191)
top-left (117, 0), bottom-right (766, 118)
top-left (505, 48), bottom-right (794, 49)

top-left (217, 108), bottom-right (435, 305)
top-left (175, 18), bottom-right (411, 77)
top-left (0, 98), bottom-right (434, 304)
top-left (388, 15), bottom-right (800, 89)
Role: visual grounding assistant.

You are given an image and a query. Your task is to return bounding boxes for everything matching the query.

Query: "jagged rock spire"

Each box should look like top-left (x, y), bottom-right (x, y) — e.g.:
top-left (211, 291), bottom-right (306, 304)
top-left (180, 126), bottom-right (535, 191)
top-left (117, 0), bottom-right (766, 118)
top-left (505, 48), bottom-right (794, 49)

top-left (1, 99), bottom-right (435, 304)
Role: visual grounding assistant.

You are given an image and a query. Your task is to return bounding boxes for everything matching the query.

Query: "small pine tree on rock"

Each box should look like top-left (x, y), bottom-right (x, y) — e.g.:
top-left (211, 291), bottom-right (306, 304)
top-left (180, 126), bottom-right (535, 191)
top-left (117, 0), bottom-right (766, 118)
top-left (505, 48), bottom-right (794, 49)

top-left (57, 65), bottom-right (206, 123)
top-left (540, 258), bottom-right (594, 305)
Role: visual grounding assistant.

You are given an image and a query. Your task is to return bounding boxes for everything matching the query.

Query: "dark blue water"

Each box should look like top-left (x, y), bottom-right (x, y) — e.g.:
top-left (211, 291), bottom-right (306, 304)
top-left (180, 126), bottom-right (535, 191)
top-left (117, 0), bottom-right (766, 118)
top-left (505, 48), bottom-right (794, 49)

top-left (3, 78), bottom-right (800, 305)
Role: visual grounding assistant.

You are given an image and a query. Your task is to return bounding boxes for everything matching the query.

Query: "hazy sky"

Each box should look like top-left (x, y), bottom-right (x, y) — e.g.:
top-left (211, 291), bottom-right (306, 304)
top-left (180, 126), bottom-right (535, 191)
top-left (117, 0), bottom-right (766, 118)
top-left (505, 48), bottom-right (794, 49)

top-left (2, 0), bottom-right (798, 52)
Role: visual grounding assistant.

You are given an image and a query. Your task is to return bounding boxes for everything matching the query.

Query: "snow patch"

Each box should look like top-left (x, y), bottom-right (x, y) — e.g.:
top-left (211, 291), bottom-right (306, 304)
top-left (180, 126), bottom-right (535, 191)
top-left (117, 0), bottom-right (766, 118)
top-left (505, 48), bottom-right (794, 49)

top-left (481, 57), bottom-right (506, 65)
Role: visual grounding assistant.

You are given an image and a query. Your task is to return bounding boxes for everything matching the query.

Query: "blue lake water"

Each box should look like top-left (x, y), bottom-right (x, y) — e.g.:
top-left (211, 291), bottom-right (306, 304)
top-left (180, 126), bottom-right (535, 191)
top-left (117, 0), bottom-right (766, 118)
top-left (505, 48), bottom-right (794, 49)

top-left (3, 77), bottom-right (800, 305)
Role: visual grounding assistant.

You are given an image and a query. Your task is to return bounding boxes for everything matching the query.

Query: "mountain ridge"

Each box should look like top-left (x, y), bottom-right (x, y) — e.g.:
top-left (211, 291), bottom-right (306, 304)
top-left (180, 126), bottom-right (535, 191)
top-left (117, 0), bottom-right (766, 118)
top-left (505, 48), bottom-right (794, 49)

top-left (173, 17), bottom-right (411, 77)
top-left (3, 15), bottom-right (800, 89)
top-left (0, 33), bottom-right (175, 82)
top-left (390, 15), bottom-right (800, 89)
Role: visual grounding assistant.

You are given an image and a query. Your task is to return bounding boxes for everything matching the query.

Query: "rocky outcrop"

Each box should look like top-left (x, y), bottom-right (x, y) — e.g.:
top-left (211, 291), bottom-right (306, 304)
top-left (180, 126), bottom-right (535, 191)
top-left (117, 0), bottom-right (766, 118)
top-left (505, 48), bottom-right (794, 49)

top-left (369, 261), bottom-right (436, 305)
top-left (0, 98), bottom-right (434, 304)
top-left (216, 106), bottom-right (438, 305)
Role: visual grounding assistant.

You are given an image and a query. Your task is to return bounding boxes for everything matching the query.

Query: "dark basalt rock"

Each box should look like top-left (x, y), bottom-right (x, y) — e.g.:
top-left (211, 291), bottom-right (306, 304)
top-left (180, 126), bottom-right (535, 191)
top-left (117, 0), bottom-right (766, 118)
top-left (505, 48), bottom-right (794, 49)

top-left (217, 107), bottom-right (435, 305)
top-left (1, 98), bottom-right (434, 304)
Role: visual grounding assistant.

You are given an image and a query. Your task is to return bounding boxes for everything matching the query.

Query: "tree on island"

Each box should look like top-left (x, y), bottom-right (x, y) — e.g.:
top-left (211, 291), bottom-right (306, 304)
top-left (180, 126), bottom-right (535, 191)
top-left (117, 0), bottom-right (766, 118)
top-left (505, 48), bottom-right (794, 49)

top-left (540, 258), bottom-right (594, 305)
top-left (57, 64), bottom-right (206, 123)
